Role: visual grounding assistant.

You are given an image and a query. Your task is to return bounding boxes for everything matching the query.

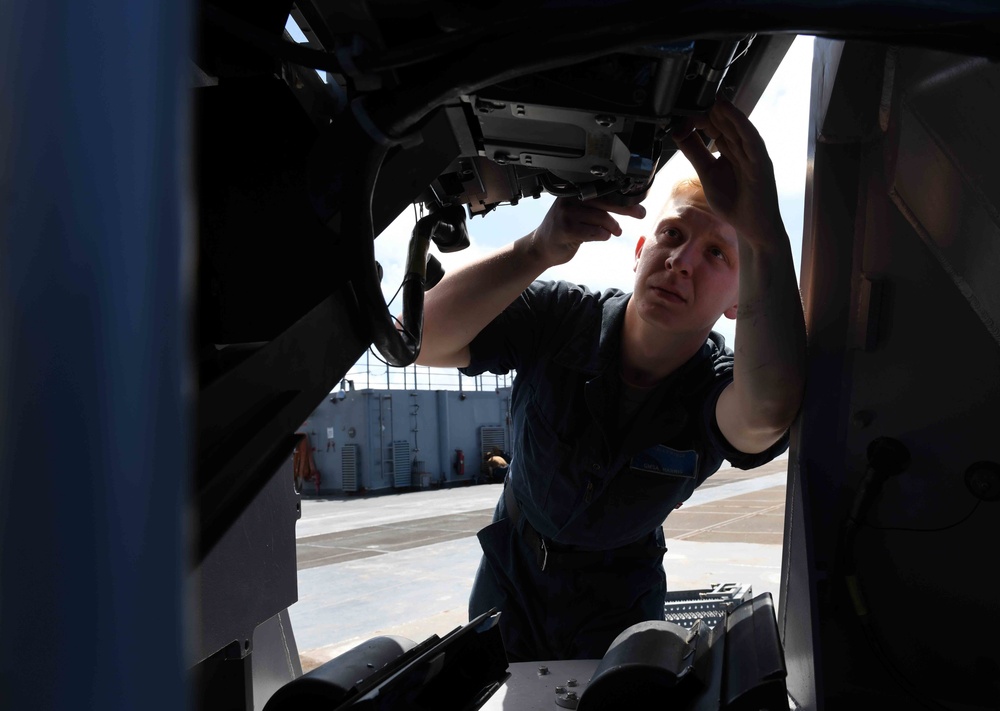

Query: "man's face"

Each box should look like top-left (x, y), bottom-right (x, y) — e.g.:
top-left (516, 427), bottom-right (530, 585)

top-left (631, 194), bottom-right (740, 336)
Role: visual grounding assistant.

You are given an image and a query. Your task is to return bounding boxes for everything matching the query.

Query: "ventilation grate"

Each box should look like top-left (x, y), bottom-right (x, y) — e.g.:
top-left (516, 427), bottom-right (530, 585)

top-left (392, 440), bottom-right (412, 488)
top-left (480, 426), bottom-right (506, 459)
top-left (342, 444), bottom-right (358, 493)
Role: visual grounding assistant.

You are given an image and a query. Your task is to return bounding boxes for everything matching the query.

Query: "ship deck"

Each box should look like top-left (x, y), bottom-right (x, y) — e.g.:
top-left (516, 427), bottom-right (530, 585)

top-left (289, 454), bottom-right (789, 671)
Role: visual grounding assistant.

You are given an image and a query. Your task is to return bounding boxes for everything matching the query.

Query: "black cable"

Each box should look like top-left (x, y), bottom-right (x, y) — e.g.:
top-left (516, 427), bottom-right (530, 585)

top-left (724, 34), bottom-right (755, 70)
top-left (840, 439), bottom-right (959, 711)
top-left (386, 275), bottom-right (406, 311)
top-left (337, 107), bottom-right (430, 366)
top-left (366, 314), bottom-right (416, 370)
top-left (367, 344), bottom-right (392, 369)
top-left (362, 279), bottom-right (418, 364)
top-left (862, 499), bottom-right (982, 533)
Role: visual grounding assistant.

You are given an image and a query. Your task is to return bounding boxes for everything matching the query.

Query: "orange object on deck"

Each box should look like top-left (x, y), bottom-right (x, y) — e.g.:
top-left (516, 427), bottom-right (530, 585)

top-left (293, 432), bottom-right (320, 494)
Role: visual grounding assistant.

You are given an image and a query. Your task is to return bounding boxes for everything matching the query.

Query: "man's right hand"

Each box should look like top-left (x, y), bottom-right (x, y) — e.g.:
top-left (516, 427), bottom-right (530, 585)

top-left (525, 196), bottom-right (646, 269)
top-left (417, 193), bottom-right (644, 368)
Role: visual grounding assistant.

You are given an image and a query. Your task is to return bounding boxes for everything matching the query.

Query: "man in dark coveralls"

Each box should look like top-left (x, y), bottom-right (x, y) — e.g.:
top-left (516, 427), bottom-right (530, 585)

top-left (417, 98), bottom-right (807, 661)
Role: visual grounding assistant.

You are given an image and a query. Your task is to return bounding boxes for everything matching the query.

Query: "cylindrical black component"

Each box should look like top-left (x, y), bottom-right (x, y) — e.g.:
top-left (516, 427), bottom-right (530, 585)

top-left (578, 621), bottom-right (696, 710)
top-left (866, 436), bottom-right (910, 478)
top-left (263, 635), bottom-right (417, 710)
top-left (428, 203), bottom-right (471, 253)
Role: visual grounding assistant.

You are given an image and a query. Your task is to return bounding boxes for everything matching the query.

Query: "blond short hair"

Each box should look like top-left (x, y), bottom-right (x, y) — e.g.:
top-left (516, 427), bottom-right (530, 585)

top-left (666, 176), bottom-right (709, 212)
top-left (651, 175), bottom-right (712, 225)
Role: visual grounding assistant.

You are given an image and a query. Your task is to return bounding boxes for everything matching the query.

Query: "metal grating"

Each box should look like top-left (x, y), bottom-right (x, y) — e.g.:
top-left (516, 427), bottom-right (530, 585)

top-left (663, 603), bottom-right (730, 629)
top-left (341, 444), bottom-right (358, 493)
top-left (663, 582), bottom-right (753, 629)
top-left (392, 440), bottom-right (411, 488)
top-left (479, 426), bottom-right (506, 459)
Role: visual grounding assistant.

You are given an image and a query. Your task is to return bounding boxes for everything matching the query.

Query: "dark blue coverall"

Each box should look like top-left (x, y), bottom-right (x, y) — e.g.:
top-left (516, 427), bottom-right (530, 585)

top-left (462, 280), bottom-right (788, 661)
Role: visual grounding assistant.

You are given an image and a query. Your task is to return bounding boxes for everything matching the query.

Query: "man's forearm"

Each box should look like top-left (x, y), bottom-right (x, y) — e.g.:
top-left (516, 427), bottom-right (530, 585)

top-left (416, 235), bottom-right (550, 367)
top-left (417, 195), bottom-right (643, 367)
top-left (731, 229), bottom-right (807, 431)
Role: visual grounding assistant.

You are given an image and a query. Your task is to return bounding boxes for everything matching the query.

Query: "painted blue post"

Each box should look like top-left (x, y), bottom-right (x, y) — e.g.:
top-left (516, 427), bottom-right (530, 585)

top-left (0, 1), bottom-right (191, 708)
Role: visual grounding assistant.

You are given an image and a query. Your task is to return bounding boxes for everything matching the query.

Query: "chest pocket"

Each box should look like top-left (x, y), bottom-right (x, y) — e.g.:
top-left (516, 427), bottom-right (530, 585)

top-left (629, 445), bottom-right (699, 479)
top-left (624, 444), bottom-right (700, 503)
top-left (632, 443), bottom-right (698, 502)
top-left (613, 445), bottom-right (700, 518)
top-left (579, 444), bottom-right (700, 548)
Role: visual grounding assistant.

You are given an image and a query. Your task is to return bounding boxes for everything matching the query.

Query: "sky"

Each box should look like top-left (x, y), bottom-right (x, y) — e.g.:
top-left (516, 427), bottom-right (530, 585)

top-left (349, 35), bottom-right (815, 390)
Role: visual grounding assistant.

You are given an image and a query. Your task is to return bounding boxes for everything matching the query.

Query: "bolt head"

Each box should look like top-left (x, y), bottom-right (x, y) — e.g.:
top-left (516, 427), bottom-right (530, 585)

top-left (590, 165), bottom-right (609, 177)
top-left (595, 114), bottom-right (616, 127)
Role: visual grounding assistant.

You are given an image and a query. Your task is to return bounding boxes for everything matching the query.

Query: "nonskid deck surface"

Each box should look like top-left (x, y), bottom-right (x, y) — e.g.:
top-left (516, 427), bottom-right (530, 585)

top-left (289, 455), bottom-right (789, 670)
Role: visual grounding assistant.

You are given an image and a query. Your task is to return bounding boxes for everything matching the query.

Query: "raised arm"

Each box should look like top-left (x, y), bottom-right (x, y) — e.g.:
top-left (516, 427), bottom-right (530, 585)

top-left (673, 97), bottom-right (807, 454)
top-left (416, 197), bottom-right (645, 367)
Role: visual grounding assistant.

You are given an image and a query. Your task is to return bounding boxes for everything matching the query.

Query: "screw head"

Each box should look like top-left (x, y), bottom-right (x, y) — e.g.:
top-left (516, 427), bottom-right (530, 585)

top-left (595, 114), bottom-right (616, 127)
top-left (566, 678), bottom-right (577, 687)
top-left (590, 165), bottom-right (609, 177)
top-left (537, 665), bottom-right (549, 676)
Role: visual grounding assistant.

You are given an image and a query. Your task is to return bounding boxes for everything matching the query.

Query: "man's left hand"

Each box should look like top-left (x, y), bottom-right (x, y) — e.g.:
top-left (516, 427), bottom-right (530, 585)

top-left (671, 97), bottom-right (784, 247)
